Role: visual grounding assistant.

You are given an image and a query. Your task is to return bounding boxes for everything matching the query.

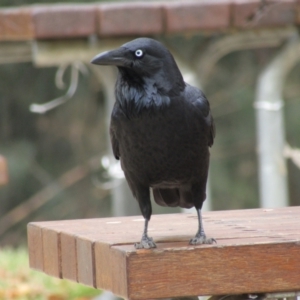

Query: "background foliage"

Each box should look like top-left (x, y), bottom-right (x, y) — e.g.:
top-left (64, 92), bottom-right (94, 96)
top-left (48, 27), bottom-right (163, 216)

top-left (0, 1), bottom-right (300, 299)
top-left (1, 44), bottom-right (300, 247)
top-left (0, 247), bottom-right (101, 299)
top-left (0, 0), bottom-right (300, 247)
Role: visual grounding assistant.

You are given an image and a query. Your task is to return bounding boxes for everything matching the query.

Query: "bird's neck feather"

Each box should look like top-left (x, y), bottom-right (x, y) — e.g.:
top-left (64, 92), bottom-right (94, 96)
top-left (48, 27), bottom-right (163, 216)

top-left (115, 69), bottom-right (173, 116)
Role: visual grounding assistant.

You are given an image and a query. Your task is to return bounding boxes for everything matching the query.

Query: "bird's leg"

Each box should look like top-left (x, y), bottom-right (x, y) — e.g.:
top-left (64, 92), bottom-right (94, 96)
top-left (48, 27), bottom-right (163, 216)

top-left (189, 209), bottom-right (216, 245)
top-left (134, 218), bottom-right (156, 249)
top-left (134, 185), bottom-right (156, 249)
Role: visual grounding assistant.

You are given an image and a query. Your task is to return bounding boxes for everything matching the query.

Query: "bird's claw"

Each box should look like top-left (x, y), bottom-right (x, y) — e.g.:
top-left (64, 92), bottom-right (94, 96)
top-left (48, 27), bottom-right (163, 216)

top-left (135, 236), bottom-right (157, 249)
top-left (189, 235), bottom-right (216, 245)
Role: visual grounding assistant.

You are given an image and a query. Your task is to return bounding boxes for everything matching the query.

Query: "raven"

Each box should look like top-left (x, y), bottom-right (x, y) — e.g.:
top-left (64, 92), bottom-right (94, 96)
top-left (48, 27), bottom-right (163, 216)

top-left (91, 38), bottom-right (215, 249)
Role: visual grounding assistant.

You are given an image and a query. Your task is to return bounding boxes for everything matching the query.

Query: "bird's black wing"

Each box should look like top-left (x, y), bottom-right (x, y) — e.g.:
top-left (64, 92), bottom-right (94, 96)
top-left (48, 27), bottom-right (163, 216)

top-left (110, 103), bottom-right (121, 160)
top-left (185, 84), bottom-right (215, 147)
top-left (152, 85), bottom-right (215, 209)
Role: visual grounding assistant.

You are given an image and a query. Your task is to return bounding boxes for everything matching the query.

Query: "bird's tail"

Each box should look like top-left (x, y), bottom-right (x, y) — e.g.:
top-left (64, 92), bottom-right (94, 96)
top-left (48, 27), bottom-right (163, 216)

top-left (152, 188), bottom-right (194, 209)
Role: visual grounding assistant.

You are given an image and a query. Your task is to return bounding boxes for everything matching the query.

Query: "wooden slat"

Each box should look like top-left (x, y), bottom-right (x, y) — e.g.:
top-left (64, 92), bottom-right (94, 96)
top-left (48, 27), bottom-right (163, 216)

top-left (27, 223), bottom-right (43, 271)
top-left (1, 2), bottom-right (300, 41)
top-left (61, 232), bottom-right (77, 282)
top-left (42, 228), bottom-right (61, 278)
top-left (76, 236), bottom-right (95, 287)
top-left (123, 241), bottom-right (300, 299)
top-left (95, 242), bottom-right (128, 297)
top-left (0, 155), bottom-right (8, 186)
top-left (27, 207), bottom-right (300, 299)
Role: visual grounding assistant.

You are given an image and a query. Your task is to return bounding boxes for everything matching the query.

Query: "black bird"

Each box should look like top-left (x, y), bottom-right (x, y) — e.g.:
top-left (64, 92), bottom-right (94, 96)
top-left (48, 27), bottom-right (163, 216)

top-left (91, 38), bottom-right (216, 249)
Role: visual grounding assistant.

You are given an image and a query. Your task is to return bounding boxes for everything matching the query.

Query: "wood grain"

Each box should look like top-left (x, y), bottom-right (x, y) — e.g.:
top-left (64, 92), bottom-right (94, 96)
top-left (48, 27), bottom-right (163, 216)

top-left (76, 236), bottom-right (95, 287)
top-left (61, 232), bottom-right (77, 282)
top-left (42, 228), bottom-right (61, 278)
top-left (95, 242), bottom-right (127, 296)
top-left (27, 207), bottom-right (300, 299)
top-left (27, 224), bottom-right (43, 271)
top-left (123, 242), bottom-right (300, 299)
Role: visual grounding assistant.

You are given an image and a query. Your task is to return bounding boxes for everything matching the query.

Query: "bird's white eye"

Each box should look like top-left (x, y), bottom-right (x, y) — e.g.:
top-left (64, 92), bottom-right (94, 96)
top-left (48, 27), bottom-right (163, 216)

top-left (135, 49), bottom-right (143, 58)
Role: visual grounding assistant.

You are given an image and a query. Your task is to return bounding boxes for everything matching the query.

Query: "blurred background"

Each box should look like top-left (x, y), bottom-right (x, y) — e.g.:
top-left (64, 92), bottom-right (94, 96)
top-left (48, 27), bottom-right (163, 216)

top-left (1, 0), bottom-right (300, 247)
top-left (0, 0), bottom-right (300, 299)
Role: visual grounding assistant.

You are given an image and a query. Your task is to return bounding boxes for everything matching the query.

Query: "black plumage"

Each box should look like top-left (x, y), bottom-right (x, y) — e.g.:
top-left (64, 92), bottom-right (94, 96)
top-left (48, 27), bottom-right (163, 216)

top-left (91, 38), bottom-right (216, 249)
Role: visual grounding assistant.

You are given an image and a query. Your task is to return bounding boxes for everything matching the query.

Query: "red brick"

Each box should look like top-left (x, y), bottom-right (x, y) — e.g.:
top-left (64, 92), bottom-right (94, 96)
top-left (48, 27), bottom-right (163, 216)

top-left (32, 4), bottom-right (96, 39)
top-left (97, 3), bottom-right (163, 37)
top-left (233, 0), bottom-right (297, 28)
top-left (164, 0), bottom-right (231, 33)
top-left (0, 8), bottom-right (34, 41)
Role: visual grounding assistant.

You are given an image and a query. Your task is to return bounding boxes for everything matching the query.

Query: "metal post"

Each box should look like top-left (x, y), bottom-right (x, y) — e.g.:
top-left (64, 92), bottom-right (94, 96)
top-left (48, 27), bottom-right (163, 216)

top-left (255, 34), bottom-right (300, 208)
top-left (193, 28), bottom-right (297, 209)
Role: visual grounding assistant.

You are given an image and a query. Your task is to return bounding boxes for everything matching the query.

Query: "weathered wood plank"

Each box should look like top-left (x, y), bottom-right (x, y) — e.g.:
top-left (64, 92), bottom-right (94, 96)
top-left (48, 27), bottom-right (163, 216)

top-left (61, 232), bottom-right (77, 282)
top-left (1, 2), bottom-right (300, 41)
top-left (27, 223), bottom-right (43, 271)
top-left (76, 236), bottom-right (95, 287)
top-left (95, 242), bottom-right (128, 296)
top-left (122, 241), bottom-right (300, 299)
top-left (0, 155), bottom-right (8, 186)
top-left (42, 228), bottom-right (61, 278)
top-left (27, 207), bottom-right (300, 299)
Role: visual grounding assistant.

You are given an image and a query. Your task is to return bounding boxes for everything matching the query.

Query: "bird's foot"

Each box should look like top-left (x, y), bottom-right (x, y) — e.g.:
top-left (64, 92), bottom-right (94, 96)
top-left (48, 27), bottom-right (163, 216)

top-left (189, 234), bottom-right (216, 245)
top-left (134, 235), bottom-right (156, 249)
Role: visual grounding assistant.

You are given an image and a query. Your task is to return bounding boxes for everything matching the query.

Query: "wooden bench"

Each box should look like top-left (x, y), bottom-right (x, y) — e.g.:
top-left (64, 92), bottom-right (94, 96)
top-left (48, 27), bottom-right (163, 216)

top-left (28, 206), bottom-right (300, 300)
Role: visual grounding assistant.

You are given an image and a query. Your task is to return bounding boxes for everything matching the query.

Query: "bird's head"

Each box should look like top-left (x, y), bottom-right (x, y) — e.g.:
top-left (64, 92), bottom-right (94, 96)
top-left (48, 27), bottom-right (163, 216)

top-left (91, 38), bottom-right (185, 94)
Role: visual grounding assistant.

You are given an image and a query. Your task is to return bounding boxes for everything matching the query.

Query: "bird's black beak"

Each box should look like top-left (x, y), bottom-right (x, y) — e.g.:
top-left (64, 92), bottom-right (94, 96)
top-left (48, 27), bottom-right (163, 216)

top-left (91, 48), bottom-right (127, 67)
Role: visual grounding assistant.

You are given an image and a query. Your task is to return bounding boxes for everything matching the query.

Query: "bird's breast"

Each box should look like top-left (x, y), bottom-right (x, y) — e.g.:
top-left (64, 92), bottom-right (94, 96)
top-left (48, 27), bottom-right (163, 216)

top-left (115, 102), bottom-right (209, 186)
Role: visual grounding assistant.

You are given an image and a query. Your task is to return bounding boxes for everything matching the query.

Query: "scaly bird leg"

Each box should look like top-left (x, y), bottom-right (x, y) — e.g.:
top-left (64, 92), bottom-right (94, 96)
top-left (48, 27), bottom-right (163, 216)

top-left (134, 219), bottom-right (157, 249)
top-left (189, 209), bottom-right (216, 245)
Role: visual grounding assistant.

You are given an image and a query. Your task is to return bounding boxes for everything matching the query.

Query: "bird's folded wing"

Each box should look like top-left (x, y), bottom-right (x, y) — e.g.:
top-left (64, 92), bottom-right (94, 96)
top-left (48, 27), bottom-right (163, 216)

top-left (185, 84), bottom-right (216, 147)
